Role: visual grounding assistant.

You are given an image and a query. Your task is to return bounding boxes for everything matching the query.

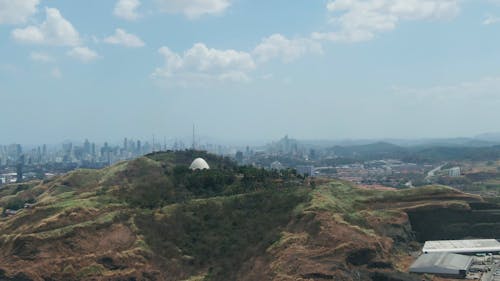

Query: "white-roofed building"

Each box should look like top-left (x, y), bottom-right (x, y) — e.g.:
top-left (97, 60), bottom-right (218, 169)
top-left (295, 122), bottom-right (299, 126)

top-left (423, 239), bottom-right (500, 254)
top-left (409, 252), bottom-right (473, 278)
top-left (449, 167), bottom-right (461, 177)
top-left (270, 161), bottom-right (284, 171)
top-left (189, 158), bottom-right (210, 170)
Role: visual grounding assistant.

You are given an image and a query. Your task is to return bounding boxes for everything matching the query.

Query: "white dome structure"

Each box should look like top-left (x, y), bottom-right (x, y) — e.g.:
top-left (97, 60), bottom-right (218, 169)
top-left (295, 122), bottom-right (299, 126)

top-left (189, 158), bottom-right (210, 170)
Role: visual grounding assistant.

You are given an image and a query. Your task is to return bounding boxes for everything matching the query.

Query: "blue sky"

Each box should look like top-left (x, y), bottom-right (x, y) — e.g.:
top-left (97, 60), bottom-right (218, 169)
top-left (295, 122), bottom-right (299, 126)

top-left (1, 0), bottom-right (500, 144)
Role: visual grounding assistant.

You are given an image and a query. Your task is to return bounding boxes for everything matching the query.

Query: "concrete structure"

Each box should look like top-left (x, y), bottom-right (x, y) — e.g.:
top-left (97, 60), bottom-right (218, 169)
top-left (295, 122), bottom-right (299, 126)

top-left (449, 167), bottom-right (461, 177)
top-left (189, 158), bottom-right (210, 170)
top-left (270, 161), bottom-right (284, 171)
top-left (296, 165), bottom-right (314, 177)
top-left (423, 239), bottom-right (500, 254)
top-left (409, 252), bottom-right (473, 278)
top-left (4, 209), bottom-right (19, 216)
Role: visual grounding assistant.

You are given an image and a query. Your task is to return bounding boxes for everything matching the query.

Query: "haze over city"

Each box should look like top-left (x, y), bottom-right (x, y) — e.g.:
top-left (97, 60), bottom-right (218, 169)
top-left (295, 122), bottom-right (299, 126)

top-left (2, 0), bottom-right (500, 144)
top-left (6, 1), bottom-right (500, 281)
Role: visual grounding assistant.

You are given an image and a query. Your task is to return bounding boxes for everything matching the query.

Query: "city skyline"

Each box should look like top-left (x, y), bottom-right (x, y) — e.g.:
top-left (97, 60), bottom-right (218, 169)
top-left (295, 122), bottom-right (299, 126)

top-left (2, 0), bottom-right (500, 143)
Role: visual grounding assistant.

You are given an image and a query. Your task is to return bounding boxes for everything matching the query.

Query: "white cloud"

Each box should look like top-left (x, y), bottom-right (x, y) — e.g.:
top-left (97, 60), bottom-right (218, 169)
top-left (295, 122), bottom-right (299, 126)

top-left (483, 15), bottom-right (500, 25)
top-left (51, 67), bottom-right (62, 79)
top-left (30, 52), bottom-right (54, 63)
top-left (153, 34), bottom-right (325, 86)
top-left (0, 0), bottom-right (39, 25)
top-left (154, 0), bottom-right (230, 19)
top-left (12, 7), bottom-right (80, 46)
top-left (104, 28), bottom-right (145, 47)
top-left (153, 43), bottom-right (255, 84)
top-left (313, 0), bottom-right (460, 43)
top-left (253, 34), bottom-right (323, 63)
top-left (114, 0), bottom-right (141, 20)
top-left (67, 47), bottom-right (99, 63)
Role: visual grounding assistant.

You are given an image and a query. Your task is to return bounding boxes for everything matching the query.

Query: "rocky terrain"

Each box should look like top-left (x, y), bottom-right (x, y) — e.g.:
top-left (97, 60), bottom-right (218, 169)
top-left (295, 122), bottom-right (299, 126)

top-left (0, 151), bottom-right (497, 281)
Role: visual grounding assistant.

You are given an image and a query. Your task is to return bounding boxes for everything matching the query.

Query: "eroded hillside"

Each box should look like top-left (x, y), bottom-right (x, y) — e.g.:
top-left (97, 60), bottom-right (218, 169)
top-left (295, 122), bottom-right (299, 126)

top-left (0, 151), bottom-right (493, 281)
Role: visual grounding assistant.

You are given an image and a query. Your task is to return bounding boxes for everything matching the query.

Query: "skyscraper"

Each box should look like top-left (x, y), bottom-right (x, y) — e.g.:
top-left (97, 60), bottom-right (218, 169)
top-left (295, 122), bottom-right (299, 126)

top-left (84, 139), bottom-right (91, 154)
top-left (16, 155), bottom-right (24, 183)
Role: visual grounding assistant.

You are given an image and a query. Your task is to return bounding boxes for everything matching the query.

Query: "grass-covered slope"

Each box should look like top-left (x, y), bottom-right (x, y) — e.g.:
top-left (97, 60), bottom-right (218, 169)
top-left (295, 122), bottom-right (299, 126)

top-left (245, 182), bottom-right (484, 281)
top-left (0, 151), bottom-right (309, 280)
top-left (0, 150), bottom-right (491, 281)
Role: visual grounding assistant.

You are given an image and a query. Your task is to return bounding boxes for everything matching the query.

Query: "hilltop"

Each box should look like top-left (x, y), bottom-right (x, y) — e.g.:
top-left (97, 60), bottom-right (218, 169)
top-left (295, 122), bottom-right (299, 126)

top-left (0, 151), bottom-right (496, 281)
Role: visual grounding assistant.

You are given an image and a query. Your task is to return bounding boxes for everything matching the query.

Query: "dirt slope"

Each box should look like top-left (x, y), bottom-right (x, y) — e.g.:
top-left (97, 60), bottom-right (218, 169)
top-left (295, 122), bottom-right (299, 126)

top-left (0, 152), bottom-right (490, 281)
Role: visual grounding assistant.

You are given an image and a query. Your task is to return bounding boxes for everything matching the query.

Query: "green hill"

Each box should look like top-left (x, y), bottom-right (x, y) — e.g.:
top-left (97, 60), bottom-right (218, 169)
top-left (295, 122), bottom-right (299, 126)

top-left (0, 151), bottom-right (496, 281)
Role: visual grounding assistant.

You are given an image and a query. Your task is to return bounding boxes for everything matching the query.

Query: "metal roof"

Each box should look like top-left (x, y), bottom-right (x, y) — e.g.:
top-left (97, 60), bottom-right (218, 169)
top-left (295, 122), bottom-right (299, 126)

top-left (423, 239), bottom-right (500, 254)
top-left (410, 253), bottom-right (473, 275)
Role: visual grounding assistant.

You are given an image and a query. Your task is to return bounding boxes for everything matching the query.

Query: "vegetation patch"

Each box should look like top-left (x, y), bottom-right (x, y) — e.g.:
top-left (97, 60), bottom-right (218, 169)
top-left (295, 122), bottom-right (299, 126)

top-left (77, 264), bottom-right (106, 278)
top-left (136, 189), bottom-right (307, 281)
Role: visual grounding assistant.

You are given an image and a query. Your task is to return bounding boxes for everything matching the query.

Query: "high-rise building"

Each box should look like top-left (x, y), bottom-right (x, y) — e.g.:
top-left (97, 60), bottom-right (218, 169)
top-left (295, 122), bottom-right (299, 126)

top-left (91, 143), bottom-right (96, 158)
top-left (16, 155), bottom-right (24, 183)
top-left (84, 139), bottom-right (91, 154)
top-left (235, 151), bottom-right (244, 163)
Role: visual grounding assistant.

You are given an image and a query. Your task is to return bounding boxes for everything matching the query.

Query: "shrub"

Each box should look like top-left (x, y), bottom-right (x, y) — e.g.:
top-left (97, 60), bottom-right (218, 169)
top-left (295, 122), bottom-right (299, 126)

top-left (5, 197), bottom-right (25, 210)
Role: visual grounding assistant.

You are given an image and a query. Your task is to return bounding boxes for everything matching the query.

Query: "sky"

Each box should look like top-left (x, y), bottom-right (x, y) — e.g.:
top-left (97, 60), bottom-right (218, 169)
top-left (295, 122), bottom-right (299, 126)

top-left (2, 0), bottom-right (500, 144)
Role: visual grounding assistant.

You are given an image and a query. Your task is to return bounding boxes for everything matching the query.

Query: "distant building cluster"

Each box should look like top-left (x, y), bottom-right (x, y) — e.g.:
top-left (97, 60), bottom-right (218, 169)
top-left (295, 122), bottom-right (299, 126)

top-left (0, 139), bottom-right (151, 185)
top-left (0, 134), bottom-right (470, 190)
top-left (0, 137), bottom-right (238, 186)
top-left (230, 136), bottom-right (438, 187)
top-left (0, 144), bottom-right (23, 166)
top-left (0, 140), bottom-right (148, 168)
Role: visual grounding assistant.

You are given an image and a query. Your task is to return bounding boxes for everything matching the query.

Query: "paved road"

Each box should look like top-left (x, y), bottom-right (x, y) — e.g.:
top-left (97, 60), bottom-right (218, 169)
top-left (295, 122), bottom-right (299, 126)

top-left (425, 164), bottom-right (445, 181)
top-left (482, 260), bottom-right (500, 281)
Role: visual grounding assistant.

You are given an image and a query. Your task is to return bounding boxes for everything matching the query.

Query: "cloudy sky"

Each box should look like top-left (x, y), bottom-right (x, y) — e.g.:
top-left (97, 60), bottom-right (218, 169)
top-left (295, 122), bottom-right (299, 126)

top-left (1, 0), bottom-right (500, 144)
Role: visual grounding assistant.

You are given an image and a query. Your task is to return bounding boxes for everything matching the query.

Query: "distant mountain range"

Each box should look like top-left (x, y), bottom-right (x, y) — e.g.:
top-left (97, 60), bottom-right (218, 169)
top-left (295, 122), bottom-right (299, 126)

top-left (301, 136), bottom-right (500, 148)
top-left (475, 132), bottom-right (500, 142)
top-left (325, 141), bottom-right (500, 163)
